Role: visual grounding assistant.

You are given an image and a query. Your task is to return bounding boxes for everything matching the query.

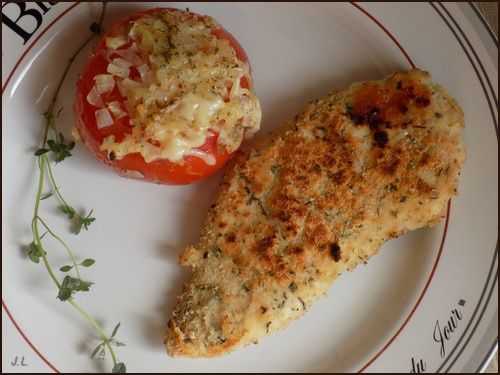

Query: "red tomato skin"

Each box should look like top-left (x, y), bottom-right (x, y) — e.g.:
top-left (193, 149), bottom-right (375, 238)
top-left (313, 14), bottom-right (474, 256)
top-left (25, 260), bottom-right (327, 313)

top-left (74, 8), bottom-right (251, 185)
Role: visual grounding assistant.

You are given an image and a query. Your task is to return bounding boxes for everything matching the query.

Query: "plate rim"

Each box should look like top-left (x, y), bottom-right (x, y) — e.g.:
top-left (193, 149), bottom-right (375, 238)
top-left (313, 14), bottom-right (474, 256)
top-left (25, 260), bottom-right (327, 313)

top-left (428, 3), bottom-right (498, 372)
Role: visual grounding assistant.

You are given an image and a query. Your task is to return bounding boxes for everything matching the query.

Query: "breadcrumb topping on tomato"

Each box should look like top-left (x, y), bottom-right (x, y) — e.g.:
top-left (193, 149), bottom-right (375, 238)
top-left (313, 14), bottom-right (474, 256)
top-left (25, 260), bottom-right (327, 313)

top-left (94, 9), bottom-right (261, 164)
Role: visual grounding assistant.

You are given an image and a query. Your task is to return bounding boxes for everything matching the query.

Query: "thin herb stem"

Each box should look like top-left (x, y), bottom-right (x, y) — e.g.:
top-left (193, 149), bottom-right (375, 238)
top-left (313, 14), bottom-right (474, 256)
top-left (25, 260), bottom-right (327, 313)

top-left (97, 2), bottom-right (107, 29)
top-left (32, 156), bottom-right (62, 289)
top-left (40, 253), bottom-right (62, 289)
top-left (28, 3), bottom-right (124, 372)
top-left (41, 3), bottom-right (107, 146)
top-left (35, 215), bottom-right (81, 279)
top-left (41, 33), bottom-right (92, 146)
top-left (33, 157), bottom-right (45, 222)
top-left (44, 154), bottom-right (72, 209)
top-left (68, 299), bottom-right (118, 366)
top-left (40, 117), bottom-right (52, 149)
top-left (32, 158), bottom-right (45, 251)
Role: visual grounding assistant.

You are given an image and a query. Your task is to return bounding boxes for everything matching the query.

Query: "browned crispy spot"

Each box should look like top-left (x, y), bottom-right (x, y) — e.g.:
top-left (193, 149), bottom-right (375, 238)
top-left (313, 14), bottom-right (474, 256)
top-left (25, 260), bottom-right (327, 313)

top-left (348, 76), bottom-right (431, 130)
top-left (374, 130), bottom-right (389, 148)
top-left (330, 243), bottom-right (341, 262)
top-left (226, 233), bottom-right (236, 243)
top-left (288, 246), bottom-right (304, 255)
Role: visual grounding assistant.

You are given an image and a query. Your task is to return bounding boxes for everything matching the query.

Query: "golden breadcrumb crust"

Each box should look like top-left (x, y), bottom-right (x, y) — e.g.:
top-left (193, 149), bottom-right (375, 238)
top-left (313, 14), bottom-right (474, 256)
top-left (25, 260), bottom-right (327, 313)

top-left (165, 69), bottom-right (465, 357)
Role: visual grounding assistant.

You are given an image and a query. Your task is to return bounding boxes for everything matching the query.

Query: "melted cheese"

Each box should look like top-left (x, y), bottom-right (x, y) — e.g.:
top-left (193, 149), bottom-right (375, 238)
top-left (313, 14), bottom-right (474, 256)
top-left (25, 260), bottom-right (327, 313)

top-left (100, 9), bottom-right (261, 164)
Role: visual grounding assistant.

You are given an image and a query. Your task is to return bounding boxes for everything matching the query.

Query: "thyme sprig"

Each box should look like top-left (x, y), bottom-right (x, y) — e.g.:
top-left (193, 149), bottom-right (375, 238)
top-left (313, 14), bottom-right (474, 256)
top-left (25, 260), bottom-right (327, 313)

top-left (27, 3), bottom-right (127, 373)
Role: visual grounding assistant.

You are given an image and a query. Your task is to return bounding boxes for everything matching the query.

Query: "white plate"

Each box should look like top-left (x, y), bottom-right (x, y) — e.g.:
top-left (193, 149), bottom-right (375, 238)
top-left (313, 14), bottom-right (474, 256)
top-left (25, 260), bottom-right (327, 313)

top-left (2, 2), bottom-right (498, 373)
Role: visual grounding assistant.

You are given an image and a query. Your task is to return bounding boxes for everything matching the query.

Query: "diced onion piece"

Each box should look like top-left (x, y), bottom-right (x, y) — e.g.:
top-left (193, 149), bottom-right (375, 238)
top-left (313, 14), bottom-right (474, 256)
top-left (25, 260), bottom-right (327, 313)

top-left (117, 80), bottom-right (127, 97)
top-left (94, 74), bottom-right (115, 94)
top-left (71, 127), bottom-right (81, 142)
top-left (137, 64), bottom-right (150, 81)
top-left (112, 57), bottom-right (133, 69)
top-left (107, 62), bottom-right (130, 78)
top-left (114, 48), bottom-right (143, 66)
top-left (86, 86), bottom-right (104, 107)
top-left (121, 170), bottom-right (145, 179)
top-left (105, 36), bottom-right (127, 50)
top-left (107, 101), bottom-right (127, 119)
top-left (117, 78), bottom-right (141, 96)
top-left (186, 149), bottom-right (216, 166)
top-left (95, 108), bottom-right (114, 129)
top-left (230, 73), bottom-right (244, 98)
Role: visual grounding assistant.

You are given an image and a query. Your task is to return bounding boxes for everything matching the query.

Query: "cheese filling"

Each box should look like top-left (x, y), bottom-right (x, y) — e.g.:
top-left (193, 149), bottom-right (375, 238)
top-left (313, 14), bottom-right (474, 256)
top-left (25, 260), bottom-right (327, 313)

top-left (99, 9), bottom-right (261, 164)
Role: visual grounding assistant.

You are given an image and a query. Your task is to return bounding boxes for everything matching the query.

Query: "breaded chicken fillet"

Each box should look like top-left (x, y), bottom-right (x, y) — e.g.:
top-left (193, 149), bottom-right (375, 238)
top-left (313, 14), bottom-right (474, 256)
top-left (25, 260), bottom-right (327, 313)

top-left (165, 69), bottom-right (465, 357)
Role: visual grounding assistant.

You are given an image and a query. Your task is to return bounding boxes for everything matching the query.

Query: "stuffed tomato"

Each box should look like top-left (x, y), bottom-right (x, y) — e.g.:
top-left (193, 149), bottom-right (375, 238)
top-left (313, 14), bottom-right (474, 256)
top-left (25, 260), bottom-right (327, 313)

top-left (75, 8), bottom-right (261, 184)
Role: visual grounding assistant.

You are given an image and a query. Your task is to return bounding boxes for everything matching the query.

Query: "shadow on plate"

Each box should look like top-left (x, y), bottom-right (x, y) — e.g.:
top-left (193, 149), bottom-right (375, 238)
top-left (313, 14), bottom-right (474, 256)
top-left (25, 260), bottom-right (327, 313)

top-left (140, 172), bottom-right (224, 351)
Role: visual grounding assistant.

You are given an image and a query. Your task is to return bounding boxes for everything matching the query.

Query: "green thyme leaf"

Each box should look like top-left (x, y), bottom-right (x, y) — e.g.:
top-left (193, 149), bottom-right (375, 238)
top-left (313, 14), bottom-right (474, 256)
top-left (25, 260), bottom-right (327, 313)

top-left (35, 148), bottom-right (49, 156)
top-left (111, 322), bottom-right (121, 338)
top-left (90, 342), bottom-right (104, 359)
top-left (73, 210), bottom-right (96, 234)
top-left (57, 287), bottom-right (72, 301)
top-left (60, 265), bottom-right (73, 272)
top-left (47, 139), bottom-right (57, 149)
top-left (112, 362), bottom-right (126, 373)
top-left (46, 133), bottom-right (75, 163)
top-left (40, 192), bottom-right (53, 200)
top-left (27, 250), bottom-right (40, 263)
top-left (80, 258), bottom-right (95, 267)
top-left (59, 205), bottom-right (76, 219)
top-left (26, 242), bottom-right (46, 263)
top-left (57, 275), bottom-right (93, 301)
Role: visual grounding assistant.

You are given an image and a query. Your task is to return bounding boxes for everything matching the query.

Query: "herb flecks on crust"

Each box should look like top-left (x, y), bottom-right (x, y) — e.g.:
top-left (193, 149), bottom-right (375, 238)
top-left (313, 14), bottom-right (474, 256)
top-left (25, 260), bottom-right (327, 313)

top-left (165, 69), bottom-right (465, 357)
